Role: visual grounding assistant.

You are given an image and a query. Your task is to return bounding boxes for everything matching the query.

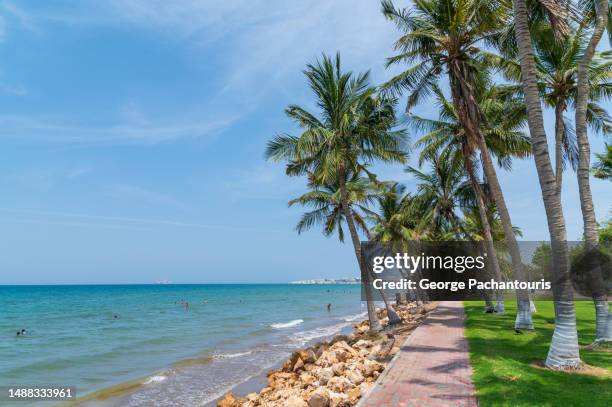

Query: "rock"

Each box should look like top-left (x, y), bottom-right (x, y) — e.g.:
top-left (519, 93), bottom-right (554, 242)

top-left (330, 334), bottom-right (349, 345)
top-left (314, 344), bottom-right (328, 359)
top-left (218, 393), bottom-right (243, 407)
top-left (299, 349), bottom-right (317, 364)
top-left (362, 359), bottom-right (384, 377)
top-left (347, 386), bottom-right (362, 404)
top-left (299, 372), bottom-right (316, 387)
top-left (285, 395), bottom-right (308, 407)
top-left (316, 350), bottom-right (338, 367)
top-left (246, 392), bottom-right (258, 402)
top-left (315, 367), bottom-right (334, 385)
top-left (293, 357), bottom-right (305, 372)
top-left (327, 376), bottom-right (353, 393)
top-left (307, 388), bottom-right (330, 407)
top-left (331, 362), bottom-right (345, 375)
top-left (346, 367), bottom-right (365, 386)
top-left (328, 391), bottom-right (349, 407)
top-left (354, 339), bottom-right (373, 349)
top-left (368, 344), bottom-right (382, 358)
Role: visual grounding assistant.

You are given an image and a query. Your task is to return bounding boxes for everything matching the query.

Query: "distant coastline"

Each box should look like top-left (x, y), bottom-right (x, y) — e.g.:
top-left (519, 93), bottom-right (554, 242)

top-left (288, 277), bottom-right (361, 285)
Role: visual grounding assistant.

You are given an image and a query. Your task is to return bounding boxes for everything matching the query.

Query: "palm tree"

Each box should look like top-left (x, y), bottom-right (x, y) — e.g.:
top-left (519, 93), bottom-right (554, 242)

top-left (539, 27), bottom-right (611, 195)
top-left (510, 0), bottom-right (581, 368)
top-left (593, 143), bottom-right (612, 180)
top-left (266, 53), bottom-right (408, 331)
top-left (409, 84), bottom-right (531, 313)
top-left (289, 175), bottom-right (375, 241)
top-left (406, 155), bottom-right (473, 239)
top-left (381, 0), bottom-right (534, 328)
top-left (368, 183), bottom-right (423, 242)
top-left (366, 183), bottom-right (433, 306)
top-left (499, 24), bottom-right (611, 196)
top-left (288, 173), bottom-right (402, 324)
top-left (575, 0), bottom-right (611, 345)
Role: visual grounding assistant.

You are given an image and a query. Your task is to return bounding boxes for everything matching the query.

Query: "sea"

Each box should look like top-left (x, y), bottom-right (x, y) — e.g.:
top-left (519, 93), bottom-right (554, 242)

top-left (0, 284), bottom-right (366, 406)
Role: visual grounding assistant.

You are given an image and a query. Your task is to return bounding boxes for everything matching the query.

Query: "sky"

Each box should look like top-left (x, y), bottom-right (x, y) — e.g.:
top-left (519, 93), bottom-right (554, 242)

top-left (0, 0), bottom-right (610, 284)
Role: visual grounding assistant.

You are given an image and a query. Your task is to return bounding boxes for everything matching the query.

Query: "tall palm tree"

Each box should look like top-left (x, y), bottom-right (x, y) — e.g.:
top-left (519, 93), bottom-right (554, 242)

top-left (266, 53), bottom-right (408, 331)
top-left (288, 174), bottom-right (402, 324)
top-left (575, 0), bottom-right (611, 344)
top-left (499, 24), bottom-right (611, 195)
top-left (409, 84), bottom-right (531, 313)
top-left (381, 0), bottom-right (534, 328)
top-left (537, 26), bottom-right (611, 195)
top-left (510, 0), bottom-right (581, 368)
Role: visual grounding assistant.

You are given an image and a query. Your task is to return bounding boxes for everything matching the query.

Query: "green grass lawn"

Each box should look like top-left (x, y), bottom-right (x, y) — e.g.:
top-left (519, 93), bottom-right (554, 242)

top-left (464, 301), bottom-right (611, 407)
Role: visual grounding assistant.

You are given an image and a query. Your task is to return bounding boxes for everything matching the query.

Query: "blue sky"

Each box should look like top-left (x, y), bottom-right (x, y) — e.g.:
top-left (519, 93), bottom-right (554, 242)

top-left (0, 0), bottom-right (609, 284)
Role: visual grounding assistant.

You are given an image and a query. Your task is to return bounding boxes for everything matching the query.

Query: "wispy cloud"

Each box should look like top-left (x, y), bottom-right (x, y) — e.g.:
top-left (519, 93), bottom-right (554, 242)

top-left (0, 114), bottom-right (237, 145)
top-left (0, 207), bottom-right (280, 232)
top-left (0, 1), bottom-right (37, 41)
top-left (65, 167), bottom-right (91, 179)
top-left (104, 183), bottom-right (189, 211)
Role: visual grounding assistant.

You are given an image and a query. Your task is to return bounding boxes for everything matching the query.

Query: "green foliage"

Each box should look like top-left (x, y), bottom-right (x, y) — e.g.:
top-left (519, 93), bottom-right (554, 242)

top-left (288, 174), bottom-right (376, 242)
top-left (593, 144), bottom-right (612, 180)
top-left (266, 53), bottom-right (407, 187)
top-left (465, 301), bottom-right (612, 407)
top-left (381, 0), bottom-right (510, 112)
top-left (600, 218), bottom-right (612, 244)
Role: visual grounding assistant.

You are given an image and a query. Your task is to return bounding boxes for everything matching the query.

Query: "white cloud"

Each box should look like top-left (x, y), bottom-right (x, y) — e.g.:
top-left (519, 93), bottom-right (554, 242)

top-left (115, 1), bottom-right (397, 90)
top-left (0, 1), bottom-right (401, 145)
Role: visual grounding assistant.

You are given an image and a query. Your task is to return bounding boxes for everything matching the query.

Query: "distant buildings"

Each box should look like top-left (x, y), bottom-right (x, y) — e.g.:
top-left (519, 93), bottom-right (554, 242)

top-left (288, 277), bottom-right (361, 285)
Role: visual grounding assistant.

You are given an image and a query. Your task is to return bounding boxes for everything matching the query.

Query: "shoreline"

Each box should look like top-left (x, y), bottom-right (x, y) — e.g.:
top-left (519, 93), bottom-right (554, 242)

top-left (216, 301), bottom-right (438, 407)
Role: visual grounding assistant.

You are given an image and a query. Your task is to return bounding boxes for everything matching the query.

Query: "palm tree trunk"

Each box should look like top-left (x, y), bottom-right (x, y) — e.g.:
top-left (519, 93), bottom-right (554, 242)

top-left (447, 63), bottom-right (529, 326)
top-left (464, 153), bottom-right (505, 313)
top-left (575, 0), bottom-right (611, 344)
top-left (363, 229), bottom-right (402, 325)
top-left (512, 0), bottom-right (580, 368)
top-left (476, 142), bottom-right (532, 327)
top-left (554, 101), bottom-right (565, 196)
top-left (338, 168), bottom-right (382, 331)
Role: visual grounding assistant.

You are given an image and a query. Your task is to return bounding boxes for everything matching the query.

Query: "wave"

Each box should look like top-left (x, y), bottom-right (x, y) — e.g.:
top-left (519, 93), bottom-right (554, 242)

top-left (290, 322), bottom-right (350, 346)
top-left (270, 319), bottom-right (304, 329)
top-left (143, 375), bottom-right (167, 385)
top-left (342, 311), bottom-right (367, 322)
top-left (214, 351), bottom-right (253, 359)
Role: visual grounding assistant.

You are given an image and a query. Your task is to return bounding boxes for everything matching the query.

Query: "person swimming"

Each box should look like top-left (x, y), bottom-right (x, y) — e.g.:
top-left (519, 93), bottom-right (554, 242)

top-left (16, 329), bottom-right (26, 336)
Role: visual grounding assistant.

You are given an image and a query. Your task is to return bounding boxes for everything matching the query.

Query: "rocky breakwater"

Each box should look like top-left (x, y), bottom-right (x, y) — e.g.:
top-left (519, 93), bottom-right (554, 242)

top-left (218, 302), bottom-right (437, 407)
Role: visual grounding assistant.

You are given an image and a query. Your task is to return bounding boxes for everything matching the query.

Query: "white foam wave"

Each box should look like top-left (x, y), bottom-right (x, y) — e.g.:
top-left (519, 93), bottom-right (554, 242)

top-left (291, 322), bottom-right (349, 346)
top-left (342, 312), bottom-right (367, 322)
top-left (215, 351), bottom-right (253, 359)
top-left (143, 375), bottom-right (167, 385)
top-left (271, 319), bottom-right (304, 329)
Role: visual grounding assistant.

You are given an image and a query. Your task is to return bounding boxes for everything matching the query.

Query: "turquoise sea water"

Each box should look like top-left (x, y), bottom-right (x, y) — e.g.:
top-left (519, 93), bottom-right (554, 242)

top-left (0, 284), bottom-right (365, 406)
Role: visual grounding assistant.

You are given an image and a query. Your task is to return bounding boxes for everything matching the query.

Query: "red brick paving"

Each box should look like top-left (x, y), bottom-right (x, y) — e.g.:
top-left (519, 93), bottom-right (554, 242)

top-left (358, 301), bottom-right (478, 407)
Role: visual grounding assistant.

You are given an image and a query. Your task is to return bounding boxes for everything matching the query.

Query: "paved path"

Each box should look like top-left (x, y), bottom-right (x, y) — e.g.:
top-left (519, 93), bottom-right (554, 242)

top-left (358, 301), bottom-right (478, 407)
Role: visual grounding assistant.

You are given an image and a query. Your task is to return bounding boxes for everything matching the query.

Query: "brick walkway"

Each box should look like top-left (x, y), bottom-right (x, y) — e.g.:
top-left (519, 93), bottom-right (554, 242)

top-left (358, 301), bottom-right (478, 407)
